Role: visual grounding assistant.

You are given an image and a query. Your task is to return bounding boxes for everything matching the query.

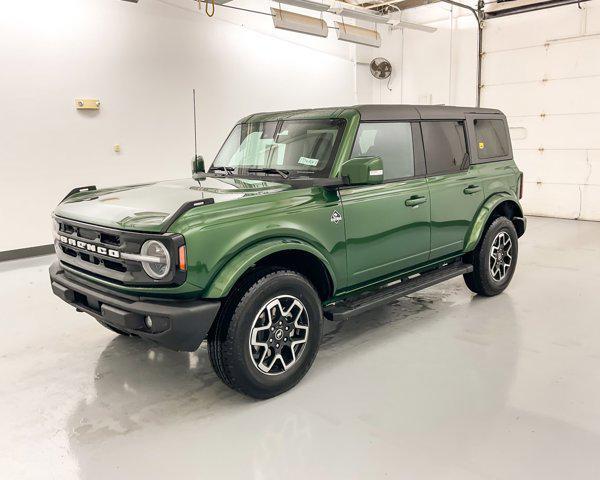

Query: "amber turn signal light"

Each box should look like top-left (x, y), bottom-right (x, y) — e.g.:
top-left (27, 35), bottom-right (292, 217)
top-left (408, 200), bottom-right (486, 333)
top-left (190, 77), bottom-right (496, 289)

top-left (178, 245), bottom-right (187, 271)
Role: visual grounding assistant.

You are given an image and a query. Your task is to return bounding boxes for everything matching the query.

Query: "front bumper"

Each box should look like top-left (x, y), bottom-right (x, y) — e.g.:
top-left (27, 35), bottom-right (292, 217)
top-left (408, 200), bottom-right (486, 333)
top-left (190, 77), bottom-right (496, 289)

top-left (49, 261), bottom-right (221, 352)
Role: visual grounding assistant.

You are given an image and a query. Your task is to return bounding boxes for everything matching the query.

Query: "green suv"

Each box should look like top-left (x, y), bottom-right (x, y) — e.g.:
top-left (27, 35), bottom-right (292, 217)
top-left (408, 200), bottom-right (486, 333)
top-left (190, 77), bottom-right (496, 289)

top-left (50, 105), bottom-right (526, 398)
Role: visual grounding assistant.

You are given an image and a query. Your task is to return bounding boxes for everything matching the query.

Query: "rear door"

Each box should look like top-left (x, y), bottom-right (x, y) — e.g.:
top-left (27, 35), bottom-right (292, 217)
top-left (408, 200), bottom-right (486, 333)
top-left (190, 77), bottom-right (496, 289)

top-left (423, 120), bottom-right (484, 260)
top-left (465, 114), bottom-right (521, 199)
top-left (340, 122), bottom-right (430, 286)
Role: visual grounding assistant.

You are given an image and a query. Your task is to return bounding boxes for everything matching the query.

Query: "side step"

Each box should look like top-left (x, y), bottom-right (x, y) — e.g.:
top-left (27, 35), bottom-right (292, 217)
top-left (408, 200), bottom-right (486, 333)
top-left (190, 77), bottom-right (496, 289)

top-left (324, 261), bottom-right (473, 321)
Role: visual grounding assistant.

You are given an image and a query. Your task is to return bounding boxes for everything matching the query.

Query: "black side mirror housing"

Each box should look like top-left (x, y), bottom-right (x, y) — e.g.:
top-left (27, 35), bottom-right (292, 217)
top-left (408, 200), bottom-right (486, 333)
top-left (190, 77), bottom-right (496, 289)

top-left (192, 155), bottom-right (205, 179)
top-left (340, 156), bottom-right (384, 185)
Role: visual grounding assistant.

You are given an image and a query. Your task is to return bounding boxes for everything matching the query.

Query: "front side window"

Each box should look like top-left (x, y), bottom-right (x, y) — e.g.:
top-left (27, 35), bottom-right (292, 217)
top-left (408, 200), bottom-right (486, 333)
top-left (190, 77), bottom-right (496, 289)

top-left (474, 119), bottom-right (510, 160)
top-left (212, 119), bottom-right (345, 177)
top-left (422, 121), bottom-right (468, 175)
top-left (351, 122), bottom-right (415, 180)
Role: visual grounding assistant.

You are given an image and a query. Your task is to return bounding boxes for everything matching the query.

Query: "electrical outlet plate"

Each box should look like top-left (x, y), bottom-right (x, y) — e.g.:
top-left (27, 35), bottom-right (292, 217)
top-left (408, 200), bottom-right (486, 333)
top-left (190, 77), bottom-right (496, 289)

top-left (75, 99), bottom-right (100, 110)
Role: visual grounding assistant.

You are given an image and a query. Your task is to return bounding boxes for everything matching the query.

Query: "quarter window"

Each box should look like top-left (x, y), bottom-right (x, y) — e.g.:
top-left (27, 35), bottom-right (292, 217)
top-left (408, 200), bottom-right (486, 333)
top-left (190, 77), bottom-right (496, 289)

top-left (422, 121), bottom-right (468, 175)
top-left (474, 119), bottom-right (510, 160)
top-left (351, 122), bottom-right (415, 180)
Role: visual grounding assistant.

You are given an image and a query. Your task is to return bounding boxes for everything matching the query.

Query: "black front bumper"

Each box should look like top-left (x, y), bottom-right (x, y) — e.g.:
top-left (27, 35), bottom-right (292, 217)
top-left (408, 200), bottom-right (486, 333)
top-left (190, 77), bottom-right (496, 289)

top-left (49, 261), bottom-right (221, 352)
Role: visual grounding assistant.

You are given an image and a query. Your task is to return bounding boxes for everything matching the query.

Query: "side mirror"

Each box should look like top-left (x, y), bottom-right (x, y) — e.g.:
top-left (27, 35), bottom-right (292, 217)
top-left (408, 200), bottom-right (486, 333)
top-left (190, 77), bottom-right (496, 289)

top-left (192, 155), bottom-right (205, 179)
top-left (340, 156), bottom-right (383, 185)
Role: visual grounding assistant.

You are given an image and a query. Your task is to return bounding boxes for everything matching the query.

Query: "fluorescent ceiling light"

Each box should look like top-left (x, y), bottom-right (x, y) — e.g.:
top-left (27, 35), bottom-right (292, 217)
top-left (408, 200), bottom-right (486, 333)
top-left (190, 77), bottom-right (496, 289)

top-left (272, 8), bottom-right (329, 38)
top-left (330, 7), bottom-right (390, 24)
top-left (389, 21), bottom-right (437, 33)
top-left (271, 0), bottom-right (331, 12)
top-left (335, 22), bottom-right (381, 47)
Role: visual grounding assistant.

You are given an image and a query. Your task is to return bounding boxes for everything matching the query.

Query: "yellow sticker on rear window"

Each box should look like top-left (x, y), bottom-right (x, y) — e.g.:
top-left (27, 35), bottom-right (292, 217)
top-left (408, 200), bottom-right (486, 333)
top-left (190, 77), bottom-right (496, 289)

top-left (479, 142), bottom-right (485, 149)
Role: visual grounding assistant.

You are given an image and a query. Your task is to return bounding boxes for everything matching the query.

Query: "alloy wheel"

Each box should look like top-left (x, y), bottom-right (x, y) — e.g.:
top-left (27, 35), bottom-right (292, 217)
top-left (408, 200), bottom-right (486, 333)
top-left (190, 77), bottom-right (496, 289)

top-left (489, 230), bottom-right (513, 282)
top-left (248, 295), bottom-right (310, 375)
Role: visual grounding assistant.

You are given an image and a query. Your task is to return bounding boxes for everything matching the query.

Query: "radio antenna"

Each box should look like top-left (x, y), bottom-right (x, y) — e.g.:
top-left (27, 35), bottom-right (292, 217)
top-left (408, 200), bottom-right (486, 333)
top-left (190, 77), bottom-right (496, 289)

top-left (193, 88), bottom-right (198, 159)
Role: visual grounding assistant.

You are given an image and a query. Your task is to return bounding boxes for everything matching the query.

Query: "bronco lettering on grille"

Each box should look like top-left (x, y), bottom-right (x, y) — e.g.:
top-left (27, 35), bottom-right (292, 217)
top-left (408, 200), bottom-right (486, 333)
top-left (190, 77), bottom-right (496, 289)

top-left (58, 235), bottom-right (120, 259)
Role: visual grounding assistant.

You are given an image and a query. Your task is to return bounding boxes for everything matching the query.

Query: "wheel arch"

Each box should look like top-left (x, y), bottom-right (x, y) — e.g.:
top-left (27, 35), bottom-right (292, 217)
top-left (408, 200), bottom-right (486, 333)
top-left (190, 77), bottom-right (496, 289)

top-left (203, 238), bottom-right (336, 301)
top-left (465, 193), bottom-right (525, 253)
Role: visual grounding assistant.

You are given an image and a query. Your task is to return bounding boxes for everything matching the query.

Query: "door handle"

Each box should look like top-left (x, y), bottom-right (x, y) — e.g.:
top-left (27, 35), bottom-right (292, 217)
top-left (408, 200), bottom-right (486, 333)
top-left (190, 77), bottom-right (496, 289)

top-left (405, 196), bottom-right (427, 207)
top-left (463, 185), bottom-right (481, 195)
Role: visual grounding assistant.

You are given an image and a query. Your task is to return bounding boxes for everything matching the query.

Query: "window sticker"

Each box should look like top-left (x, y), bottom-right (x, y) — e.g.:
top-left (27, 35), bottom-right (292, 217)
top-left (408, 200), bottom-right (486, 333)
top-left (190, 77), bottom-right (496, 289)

top-left (298, 156), bottom-right (319, 166)
top-left (479, 141), bottom-right (485, 150)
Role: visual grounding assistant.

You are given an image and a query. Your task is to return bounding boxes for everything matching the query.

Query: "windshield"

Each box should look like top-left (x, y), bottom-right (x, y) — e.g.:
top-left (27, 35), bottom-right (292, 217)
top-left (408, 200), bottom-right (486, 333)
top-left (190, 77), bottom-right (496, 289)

top-left (211, 119), bottom-right (345, 178)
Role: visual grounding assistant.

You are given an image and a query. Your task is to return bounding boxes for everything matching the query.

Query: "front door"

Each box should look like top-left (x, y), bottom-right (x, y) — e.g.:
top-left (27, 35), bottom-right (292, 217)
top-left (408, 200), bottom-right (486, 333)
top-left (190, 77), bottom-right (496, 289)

top-left (421, 120), bottom-right (484, 259)
top-left (340, 122), bottom-right (431, 287)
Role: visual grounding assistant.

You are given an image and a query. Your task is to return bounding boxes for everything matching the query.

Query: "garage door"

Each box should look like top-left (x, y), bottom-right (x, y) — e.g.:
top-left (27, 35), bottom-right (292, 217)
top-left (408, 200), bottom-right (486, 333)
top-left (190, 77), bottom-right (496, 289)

top-left (481, 4), bottom-right (600, 220)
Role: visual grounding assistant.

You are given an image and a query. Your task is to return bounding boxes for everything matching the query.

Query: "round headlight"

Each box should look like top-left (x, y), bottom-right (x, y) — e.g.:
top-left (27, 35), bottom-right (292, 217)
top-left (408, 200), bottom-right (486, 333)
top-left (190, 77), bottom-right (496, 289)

top-left (141, 240), bottom-right (171, 280)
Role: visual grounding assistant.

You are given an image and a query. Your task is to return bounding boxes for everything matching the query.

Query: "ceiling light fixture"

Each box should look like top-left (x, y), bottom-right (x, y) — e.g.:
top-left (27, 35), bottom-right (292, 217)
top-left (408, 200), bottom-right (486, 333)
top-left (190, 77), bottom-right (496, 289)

top-left (272, 7), bottom-right (329, 38)
top-left (389, 21), bottom-right (437, 33)
top-left (335, 21), bottom-right (381, 47)
top-left (271, 0), bottom-right (331, 12)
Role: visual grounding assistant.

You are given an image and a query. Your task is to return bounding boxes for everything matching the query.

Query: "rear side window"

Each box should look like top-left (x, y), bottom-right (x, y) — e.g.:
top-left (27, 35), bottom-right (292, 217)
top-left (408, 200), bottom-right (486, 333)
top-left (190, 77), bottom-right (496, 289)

top-left (422, 121), bottom-right (468, 175)
top-left (351, 122), bottom-right (414, 180)
top-left (474, 119), bottom-right (510, 160)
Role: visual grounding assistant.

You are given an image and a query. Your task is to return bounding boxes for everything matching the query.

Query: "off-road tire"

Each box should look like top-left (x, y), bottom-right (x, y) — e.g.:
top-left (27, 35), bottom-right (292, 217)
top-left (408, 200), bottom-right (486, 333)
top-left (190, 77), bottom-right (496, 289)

top-left (208, 269), bottom-right (323, 399)
top-left (464, 216), bottom-right (518, 296)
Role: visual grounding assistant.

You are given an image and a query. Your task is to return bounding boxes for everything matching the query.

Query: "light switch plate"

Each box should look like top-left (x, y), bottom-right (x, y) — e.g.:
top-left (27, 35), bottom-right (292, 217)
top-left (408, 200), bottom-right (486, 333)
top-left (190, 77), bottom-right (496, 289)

top-left (75, 99), bottom-right (100, 110)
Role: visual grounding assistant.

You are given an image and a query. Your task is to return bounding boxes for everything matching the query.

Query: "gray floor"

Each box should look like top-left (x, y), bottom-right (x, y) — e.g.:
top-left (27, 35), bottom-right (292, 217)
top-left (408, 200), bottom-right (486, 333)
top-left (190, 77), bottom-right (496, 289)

top-left (1, 217), bottom-right (600, 480)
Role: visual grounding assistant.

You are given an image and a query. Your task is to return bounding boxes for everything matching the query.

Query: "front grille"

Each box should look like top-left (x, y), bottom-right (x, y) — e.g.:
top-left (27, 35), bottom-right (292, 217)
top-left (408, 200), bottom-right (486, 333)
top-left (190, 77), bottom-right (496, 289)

top-left (53, 216), bottom-right (186, 287)
top-left (56, 219), bottom-right (130, 274)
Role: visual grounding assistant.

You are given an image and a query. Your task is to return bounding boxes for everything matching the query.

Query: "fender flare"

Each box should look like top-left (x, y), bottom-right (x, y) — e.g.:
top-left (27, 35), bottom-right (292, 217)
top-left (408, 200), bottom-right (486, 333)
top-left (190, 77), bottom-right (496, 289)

top-left (464, 193), bottom-right (524, 252)
top-left (203, 238), bottom-right (336, 299)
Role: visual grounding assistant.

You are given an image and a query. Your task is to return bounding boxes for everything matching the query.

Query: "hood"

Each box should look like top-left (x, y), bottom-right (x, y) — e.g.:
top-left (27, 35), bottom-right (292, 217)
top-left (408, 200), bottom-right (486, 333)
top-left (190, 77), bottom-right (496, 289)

top-left (54, 176), bottom-right (291, 232)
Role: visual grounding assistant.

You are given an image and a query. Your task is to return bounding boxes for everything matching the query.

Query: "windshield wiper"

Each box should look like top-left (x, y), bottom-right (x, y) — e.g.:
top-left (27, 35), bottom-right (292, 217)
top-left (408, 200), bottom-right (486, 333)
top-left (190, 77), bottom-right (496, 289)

top-left (248, 168), bottom-right (290, 179)
top-left (209, 166), bottom-right (235, 175)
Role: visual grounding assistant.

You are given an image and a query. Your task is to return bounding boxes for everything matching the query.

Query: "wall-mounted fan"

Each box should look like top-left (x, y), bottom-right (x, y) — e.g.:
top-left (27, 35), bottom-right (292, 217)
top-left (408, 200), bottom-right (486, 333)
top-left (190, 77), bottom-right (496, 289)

top-left (369, 57), bottom-right (392, 80)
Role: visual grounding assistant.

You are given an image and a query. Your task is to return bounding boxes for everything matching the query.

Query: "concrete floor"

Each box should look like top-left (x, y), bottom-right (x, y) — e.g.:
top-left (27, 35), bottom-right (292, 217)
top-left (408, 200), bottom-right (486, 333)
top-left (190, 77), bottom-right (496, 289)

top-left (1, 217), bottom-right (600, 480)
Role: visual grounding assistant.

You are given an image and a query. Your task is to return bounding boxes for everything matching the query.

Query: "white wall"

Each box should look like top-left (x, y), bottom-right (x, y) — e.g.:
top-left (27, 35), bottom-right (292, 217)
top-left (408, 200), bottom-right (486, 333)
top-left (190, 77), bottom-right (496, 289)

top-left (357, 1), bottom-right (600, 221)
top-left (0, 0), bottom-right (357, 252)
top-left (356, 6), bottom-right (478, 107)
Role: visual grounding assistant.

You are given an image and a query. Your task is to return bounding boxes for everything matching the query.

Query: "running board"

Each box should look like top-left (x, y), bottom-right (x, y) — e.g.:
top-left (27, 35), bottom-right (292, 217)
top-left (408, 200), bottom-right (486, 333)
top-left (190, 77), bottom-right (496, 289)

top-left (324, 262), bottom-right (473, 321)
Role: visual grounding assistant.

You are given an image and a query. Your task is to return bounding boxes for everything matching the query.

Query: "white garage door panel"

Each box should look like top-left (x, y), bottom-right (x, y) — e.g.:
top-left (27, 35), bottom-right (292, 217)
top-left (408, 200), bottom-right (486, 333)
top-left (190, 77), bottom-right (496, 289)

top-left (483, 47), bottom-right (547, 85)
top-left (545, 37), bottom-right (600, 79)
top-left (521, 182), bottom-right (581, 219)
top-left (482, 83), bottom-right (542, 116)
top-left (508, 114), bottom-right (600, 150)
top-left (484, 37), bottom-right (600, 87)
top-left (483, 76), bottom-right (600, 116)
top-left (580, 185), bottom-right (600, 220)
top-left (515, 150), bottom-right (590, 185)
top-left (587, 150), bottom-right (600, 185)
top-left (483, 8), bottom-right (583, 52)
top-left (586, 3), bottom-right (600, 32)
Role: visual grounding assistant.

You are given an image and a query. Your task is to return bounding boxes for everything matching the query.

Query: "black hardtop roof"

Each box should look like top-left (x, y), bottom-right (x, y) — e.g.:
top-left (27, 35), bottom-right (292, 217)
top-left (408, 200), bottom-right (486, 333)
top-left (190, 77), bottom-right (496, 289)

top-left (355, 104), bottom-right (503, 121)
top-left (241, 104), bottom-right (504, 123)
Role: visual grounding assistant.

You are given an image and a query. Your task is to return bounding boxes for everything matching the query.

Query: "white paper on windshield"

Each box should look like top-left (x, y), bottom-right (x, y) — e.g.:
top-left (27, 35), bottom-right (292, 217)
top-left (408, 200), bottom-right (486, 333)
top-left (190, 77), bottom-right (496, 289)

top-left (298, 157), bottom-right (319, 166)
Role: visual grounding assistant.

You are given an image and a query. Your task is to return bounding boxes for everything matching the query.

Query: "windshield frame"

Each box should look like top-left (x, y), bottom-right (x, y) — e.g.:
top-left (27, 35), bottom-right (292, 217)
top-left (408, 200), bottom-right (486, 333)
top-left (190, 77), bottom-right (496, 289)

top-left (210, 118), bottom-right (347, 179)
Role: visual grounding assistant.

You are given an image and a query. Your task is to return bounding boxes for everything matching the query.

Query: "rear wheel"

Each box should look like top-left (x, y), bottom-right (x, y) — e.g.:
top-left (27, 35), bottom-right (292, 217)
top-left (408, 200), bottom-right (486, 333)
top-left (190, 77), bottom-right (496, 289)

top-left (208, 269), bottom-right (323, 399)
top-left (464, 216), bottom-right (518, 296)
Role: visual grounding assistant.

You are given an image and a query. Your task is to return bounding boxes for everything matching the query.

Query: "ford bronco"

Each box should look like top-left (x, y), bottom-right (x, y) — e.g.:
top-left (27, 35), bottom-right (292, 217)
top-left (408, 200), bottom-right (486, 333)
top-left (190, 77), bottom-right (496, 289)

top-left (50, 105), bottom-right (525, 398)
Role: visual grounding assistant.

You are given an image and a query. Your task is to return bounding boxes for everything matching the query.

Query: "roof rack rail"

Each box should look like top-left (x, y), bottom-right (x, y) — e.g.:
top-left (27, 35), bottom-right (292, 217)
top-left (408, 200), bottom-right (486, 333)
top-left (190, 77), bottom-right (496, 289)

top-left (61, 185), bottom-right (97, 203)
top-left (160, 198), bottom-right (215, 233)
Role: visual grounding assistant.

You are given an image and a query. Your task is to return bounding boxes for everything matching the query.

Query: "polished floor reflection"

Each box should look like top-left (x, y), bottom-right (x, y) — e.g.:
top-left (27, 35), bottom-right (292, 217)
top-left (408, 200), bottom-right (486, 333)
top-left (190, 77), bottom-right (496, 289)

top-left (1, 217), bottom-right (600, 479)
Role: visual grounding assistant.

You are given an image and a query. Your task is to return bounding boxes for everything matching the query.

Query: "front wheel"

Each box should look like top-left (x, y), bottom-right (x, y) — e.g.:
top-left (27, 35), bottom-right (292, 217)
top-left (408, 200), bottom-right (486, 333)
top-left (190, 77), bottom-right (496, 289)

top-left (464, 216), bottom-right (519, 296)
top-left (208, 269), bottom-right (323, 399)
